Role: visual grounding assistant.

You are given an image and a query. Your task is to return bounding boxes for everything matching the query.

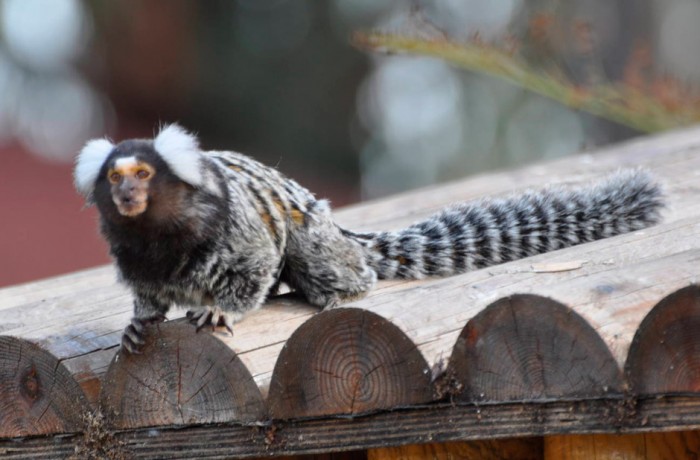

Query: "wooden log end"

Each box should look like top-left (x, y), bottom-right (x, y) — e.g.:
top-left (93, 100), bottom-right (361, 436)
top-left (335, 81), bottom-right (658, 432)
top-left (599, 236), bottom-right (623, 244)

top-left (99, 320), bottom-right (265, 430)
top-left (447, 294), bottom-right (622, 402)
top-left (626, 284), bottom-right (700, 394)
top-left (0, 335), bottom-right (90, 437)
top-left (268, 308), bottom-right (432, 419)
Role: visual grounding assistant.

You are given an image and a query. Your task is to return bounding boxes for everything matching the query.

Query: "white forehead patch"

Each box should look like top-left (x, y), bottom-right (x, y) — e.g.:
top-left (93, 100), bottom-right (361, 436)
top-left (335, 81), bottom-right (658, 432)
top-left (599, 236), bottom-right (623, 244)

top-left (114, 156), bottom-right (138, 169)
top-left (74, 138), bottom-right (115, 201)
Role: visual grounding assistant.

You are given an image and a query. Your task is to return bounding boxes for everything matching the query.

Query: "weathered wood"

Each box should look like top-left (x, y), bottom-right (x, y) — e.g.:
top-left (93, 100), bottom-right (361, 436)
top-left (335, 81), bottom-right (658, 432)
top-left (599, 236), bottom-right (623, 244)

top-left (0, 336), bottom-right (90, 437)
top-left (368, 438), bottom-right (543, 460)
top-left (5, 395), bottom-right (700, 458)
top-left (0, 267), bottom-right (130, 405)
top-left (356, 214), bottom-right (700, 373)
top-left (544, 431), bottom-right (700, 459)
top-left (447, 294), bottom-right (622, 402)
top-left (268, 308), bottom-right (432, 419)
top-left (626, 285), bottom-right (700, 395)
top-left (100, 320), bottom-right (265, 429)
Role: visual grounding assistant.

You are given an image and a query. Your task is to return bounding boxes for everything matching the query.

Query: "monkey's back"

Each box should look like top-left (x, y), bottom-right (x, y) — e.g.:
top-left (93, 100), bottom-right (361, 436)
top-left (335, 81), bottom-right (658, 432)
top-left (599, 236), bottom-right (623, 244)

top-left (207, 151), bottom-right (322, 254)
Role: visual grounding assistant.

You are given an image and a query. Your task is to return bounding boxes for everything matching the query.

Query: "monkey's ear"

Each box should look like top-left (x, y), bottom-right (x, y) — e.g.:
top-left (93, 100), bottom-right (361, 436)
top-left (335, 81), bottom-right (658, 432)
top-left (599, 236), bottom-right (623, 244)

top-left (154, 123), bottom-right (222, 196)
top-left (74, 138), bottom-right (115, 204)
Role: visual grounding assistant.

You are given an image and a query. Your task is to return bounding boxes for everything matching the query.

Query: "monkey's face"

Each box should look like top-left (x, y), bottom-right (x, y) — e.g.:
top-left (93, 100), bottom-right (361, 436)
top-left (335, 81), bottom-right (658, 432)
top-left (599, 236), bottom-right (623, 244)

top-left (75, 125), bottom-right (225, 227)
top-left (106, 156), bottom-right (156, 217)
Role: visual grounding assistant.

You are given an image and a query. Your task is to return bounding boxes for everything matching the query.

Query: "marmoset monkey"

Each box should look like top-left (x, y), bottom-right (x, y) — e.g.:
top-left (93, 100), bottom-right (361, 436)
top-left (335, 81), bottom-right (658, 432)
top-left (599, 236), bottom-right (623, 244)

top-left (74, 124), bottom-right (663, 353)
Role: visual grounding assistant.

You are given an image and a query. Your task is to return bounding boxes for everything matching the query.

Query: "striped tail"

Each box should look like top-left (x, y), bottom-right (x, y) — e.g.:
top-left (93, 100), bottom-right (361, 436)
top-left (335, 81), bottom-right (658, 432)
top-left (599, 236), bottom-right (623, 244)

top-left (345, 169), bottom-right (663, 279)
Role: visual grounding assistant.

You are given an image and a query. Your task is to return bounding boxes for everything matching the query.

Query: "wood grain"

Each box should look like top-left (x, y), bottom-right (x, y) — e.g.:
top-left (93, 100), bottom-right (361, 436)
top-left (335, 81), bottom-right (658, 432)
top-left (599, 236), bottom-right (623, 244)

top-left (448, 294), bottom-right (623, 402)
top-left (99, 320), bottom-right (265, 429)
top-left (626, 285), bottom-right (700, 395)
top-left (268, 308), bottom-right (432, 419)
top-left (544, 431), bottom-right (700, 460)
top-left (368, 438), bottom-right (543, 460)
top-left (5, 395), bottom-right (700, 458)
top-left (0, 336), bottom-right (90, 437)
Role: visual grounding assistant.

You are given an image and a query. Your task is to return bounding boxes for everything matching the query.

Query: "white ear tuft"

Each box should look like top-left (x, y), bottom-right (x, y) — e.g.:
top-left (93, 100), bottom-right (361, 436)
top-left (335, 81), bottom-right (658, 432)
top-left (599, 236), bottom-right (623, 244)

top-left (154, 124), bottom-right (204, 187)
top-left (74, 138), bottom-right (114, 202)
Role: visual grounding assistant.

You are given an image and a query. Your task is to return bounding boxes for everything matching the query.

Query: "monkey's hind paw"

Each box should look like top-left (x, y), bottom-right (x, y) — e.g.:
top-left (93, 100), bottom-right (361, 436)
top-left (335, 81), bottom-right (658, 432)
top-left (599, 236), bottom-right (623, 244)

top-left (186, 307), bottom-right (235, 335)
top-left (121, 313), bottom-right (167, 354)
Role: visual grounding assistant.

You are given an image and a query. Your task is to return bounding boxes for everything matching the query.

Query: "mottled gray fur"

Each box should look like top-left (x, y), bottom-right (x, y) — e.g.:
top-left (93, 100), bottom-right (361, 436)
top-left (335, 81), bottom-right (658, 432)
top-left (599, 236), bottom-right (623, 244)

top-left (74, 125), bottom-right (664, 353)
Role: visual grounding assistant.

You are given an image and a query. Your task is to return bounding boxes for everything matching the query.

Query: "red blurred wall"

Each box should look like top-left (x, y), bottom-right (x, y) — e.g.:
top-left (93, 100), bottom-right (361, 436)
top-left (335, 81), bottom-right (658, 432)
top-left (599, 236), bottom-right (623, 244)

top-left (0, 145), bottom-right (110, 287)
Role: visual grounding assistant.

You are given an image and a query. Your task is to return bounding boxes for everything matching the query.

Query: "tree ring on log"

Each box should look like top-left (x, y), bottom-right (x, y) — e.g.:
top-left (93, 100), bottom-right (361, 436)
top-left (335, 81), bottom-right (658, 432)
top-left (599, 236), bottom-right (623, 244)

top-left (268, 308), bottom-right (432, 419)
top-left (0, 336), bottom-right (90, 437)
top-left (448, 294), bottom-right (622, 402)
top-left (99, 320), bottom-right (265, 429)
top-left (626, 285), bottom-right (700, 394)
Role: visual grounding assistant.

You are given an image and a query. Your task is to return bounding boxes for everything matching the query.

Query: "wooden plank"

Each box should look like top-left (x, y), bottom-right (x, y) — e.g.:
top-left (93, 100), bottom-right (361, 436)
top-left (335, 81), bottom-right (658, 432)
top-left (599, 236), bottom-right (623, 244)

top-left (3, 396), bottom-right (700, 458)
top-left (545, 433), bottom-right (646, 459)
top-left (267, 452), bottom-right (367, 460)
top-left (368, 438), bottom-right (543, 460)
top-left (544, 431), bottom-right (700, 459)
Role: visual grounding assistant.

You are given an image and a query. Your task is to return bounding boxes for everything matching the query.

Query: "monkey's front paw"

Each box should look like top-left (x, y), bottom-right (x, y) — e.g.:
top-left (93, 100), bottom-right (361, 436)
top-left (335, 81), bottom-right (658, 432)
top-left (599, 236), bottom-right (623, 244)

top-left (121, 313), bottom-right (167, 354)
top-left (186, 307), bottom-right (234, 335)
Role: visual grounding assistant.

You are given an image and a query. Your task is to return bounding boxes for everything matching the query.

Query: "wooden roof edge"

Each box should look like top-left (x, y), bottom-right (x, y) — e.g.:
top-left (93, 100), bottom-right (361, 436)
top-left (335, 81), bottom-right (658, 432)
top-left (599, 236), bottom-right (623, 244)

top-left (3, 126), bottom-right (700, 451)
top-left (2, 284), bottom-right (700, 440)
top-left (3, 394), bottom-right (700, 458)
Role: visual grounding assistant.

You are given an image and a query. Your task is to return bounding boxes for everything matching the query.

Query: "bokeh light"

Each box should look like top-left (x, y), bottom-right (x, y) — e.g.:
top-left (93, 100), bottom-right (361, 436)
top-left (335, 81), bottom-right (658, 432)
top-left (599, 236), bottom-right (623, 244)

top-left (0, 0), bottom-right (109, 162)
top-left (1, 0), bottom-right (88, 71)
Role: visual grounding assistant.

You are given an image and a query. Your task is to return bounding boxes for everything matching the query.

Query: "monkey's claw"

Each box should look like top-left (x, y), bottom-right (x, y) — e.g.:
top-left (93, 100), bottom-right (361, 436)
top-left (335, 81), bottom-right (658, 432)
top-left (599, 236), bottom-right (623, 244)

top-left (187, 307), bottom-right (235, 335)
top-left (120, 313), bottom-right (167, 354)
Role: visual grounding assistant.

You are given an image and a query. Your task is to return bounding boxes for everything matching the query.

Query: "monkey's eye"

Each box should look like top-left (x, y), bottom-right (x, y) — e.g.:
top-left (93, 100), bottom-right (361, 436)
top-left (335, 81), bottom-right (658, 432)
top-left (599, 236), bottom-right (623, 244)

top-left (109, 171), bottom-right (121, 183)
top-left (135, 169), bottom-right (151, 180)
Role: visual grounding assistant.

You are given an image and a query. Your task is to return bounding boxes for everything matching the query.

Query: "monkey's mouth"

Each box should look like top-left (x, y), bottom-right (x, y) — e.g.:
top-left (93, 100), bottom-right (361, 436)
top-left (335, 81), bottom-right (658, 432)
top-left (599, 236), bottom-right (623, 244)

top-left (115, 200), bottom-right (147, 217)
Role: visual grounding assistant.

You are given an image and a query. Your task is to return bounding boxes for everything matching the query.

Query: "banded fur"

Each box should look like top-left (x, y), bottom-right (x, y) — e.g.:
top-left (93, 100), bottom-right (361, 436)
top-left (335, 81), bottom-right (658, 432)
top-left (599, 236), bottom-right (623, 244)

top-left (348, 169), bottom-right (663, 279)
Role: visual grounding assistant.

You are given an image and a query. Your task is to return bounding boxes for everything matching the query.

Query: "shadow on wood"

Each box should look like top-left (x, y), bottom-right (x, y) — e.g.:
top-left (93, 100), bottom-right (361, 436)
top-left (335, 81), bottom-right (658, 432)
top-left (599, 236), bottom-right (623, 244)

top-left (268, 308), bottom-right (432, 419)
top-left (99, 320), bottom-right (265, 429)
top-left (447, 294), bottom-right (622, 402)
top-left (0, 336), bottom-right (90, 437)
top-left (626, 285), bottom-right (700, 395)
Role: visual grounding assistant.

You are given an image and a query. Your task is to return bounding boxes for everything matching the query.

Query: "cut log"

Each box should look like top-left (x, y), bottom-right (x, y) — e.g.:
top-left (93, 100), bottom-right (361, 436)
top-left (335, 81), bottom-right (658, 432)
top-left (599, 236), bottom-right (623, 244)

top-left (625, 285), bottom-right (700, 394)
top-left (268, 308), bottom-right (432, 419)
top-left (99, 320), bottom-right (265, 429)
top-left (0, 336), bottom-right (90, 437)
top-left (447, 294), bottom-right (622, 402)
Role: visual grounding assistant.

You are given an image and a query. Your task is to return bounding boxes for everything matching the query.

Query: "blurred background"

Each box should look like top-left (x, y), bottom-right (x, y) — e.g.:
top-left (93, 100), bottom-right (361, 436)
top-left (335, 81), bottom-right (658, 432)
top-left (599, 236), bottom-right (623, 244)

top-left (0, 0), bottom-right (698, 286)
